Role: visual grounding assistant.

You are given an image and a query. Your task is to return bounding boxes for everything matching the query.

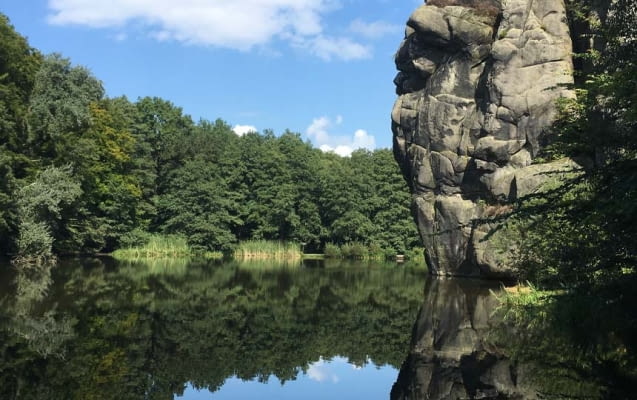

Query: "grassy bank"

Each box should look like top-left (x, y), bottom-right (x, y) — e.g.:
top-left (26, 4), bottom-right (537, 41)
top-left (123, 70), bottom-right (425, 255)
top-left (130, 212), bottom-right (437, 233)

top-left (233, 240), bottom-right (302, 260)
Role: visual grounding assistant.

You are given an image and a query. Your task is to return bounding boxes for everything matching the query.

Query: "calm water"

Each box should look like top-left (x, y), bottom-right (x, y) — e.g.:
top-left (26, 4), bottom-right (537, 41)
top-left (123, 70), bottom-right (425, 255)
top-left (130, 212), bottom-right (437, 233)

top-left (0, 257), bottom-right (426, 399)
top-left (2, 258), bottom-right (634, 399)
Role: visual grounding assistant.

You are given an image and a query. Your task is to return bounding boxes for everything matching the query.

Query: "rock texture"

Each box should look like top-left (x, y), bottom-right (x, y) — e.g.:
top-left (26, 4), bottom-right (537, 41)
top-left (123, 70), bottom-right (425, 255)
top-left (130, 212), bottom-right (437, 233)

top-left (392, 0), bottom-right (576, 277)
top-left (390, 278), bottom-right (538, 399)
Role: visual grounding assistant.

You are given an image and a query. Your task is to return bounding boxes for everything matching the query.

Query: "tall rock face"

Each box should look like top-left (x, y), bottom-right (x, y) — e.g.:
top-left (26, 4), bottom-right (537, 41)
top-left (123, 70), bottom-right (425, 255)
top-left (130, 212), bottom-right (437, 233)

top-left (392, 0), bottom-right (575, 278)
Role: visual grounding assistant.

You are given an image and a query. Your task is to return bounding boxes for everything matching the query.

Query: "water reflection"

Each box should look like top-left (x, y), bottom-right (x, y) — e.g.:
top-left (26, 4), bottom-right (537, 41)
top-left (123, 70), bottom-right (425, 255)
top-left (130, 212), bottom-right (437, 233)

top-left (0, 257), bottom-right (425, 399)
top-left (391, 278), bottom-right (524, 400)
top-left (391, 278), bottom-right (636, 400)
top-left (181, 357), bottom-right (398, 400)
top-left (6, 260), bottom-right (629, 399)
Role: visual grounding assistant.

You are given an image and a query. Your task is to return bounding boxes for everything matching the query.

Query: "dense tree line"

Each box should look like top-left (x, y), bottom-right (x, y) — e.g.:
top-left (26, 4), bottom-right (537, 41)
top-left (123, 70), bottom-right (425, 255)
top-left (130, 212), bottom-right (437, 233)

top-left (0, 14), bottom-right (420, 262)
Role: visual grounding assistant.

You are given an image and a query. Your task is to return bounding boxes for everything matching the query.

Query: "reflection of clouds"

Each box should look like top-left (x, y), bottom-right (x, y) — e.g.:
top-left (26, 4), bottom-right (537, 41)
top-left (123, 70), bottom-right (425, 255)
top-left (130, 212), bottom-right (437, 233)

top-left (306, 357), bottom-right (341, 383)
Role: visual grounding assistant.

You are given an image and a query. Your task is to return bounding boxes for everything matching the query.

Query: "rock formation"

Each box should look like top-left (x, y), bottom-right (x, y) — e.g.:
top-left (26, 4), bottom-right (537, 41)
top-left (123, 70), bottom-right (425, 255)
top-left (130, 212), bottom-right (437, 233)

top-left (392, 0), bottom-right (576, 278)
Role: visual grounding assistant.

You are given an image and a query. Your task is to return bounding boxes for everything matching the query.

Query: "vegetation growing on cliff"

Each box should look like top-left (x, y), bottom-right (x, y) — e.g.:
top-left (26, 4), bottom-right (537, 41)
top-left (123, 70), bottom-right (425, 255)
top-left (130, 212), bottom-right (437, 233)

top-left (498, 1), bottom-right (637, 395)
top-left (0, 14), bottom-right (421, 264)
top-left (514, 0), bottom-right (636, 290)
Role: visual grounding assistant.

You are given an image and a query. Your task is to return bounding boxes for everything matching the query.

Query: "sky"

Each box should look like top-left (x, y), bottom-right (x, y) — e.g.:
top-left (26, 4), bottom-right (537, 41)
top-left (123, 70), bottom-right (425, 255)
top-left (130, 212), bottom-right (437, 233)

top-left (1, 0), bottom-right (423, 156)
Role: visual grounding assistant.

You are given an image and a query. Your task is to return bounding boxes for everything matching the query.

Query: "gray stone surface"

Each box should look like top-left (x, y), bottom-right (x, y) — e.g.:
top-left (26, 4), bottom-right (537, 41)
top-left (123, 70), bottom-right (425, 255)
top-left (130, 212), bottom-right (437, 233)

top-left (392, 0), bottom-right (576, 277)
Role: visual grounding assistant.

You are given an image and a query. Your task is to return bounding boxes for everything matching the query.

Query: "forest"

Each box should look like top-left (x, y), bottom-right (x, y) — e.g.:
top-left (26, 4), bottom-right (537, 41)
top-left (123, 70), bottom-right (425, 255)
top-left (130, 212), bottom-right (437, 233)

top-left (0, 13), bottom-right (421, 263)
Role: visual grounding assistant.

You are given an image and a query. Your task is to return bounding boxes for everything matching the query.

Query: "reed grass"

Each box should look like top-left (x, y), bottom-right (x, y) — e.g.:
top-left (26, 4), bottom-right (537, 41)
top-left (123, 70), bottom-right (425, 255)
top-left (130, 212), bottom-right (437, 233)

top-left (112, 234), bottom-right (223, 261)
top-left (233, 240), bottom-right (302, 260)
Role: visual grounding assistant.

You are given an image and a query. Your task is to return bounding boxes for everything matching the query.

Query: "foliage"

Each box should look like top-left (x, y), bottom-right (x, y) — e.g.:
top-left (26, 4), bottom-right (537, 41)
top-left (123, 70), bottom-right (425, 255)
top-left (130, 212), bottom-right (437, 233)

top-left (14, 220), bottom-right (55, 265)
top-left (27, 53), bottom-right (104, 161)
top-left (323, 242), bottom-right (341, 258)
top-left (0, 15), bottom-right (42, 255)
top-left (14, 165), bottom-right (82, 263)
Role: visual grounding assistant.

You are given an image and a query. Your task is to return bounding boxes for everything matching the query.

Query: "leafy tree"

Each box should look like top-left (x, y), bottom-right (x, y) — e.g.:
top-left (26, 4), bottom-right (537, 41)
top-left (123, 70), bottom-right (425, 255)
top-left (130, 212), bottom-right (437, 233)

top-left (14, 165), bottom-right (81, 263)
top-left (57, 100), bottom-right (141, 252)
top-left (0, 14), bottom-right (42, 254)
top-left (133, 97), bottom-right (194, 197)
top-left (27, 54), bottom-right (104, 163)
top-left (156, 119), bottom-right (244, 252)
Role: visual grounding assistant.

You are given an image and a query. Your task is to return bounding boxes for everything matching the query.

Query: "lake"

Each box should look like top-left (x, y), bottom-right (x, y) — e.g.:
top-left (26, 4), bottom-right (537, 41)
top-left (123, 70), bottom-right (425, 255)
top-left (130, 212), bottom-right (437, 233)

top-left (1, 258), bottom-right (633, 399)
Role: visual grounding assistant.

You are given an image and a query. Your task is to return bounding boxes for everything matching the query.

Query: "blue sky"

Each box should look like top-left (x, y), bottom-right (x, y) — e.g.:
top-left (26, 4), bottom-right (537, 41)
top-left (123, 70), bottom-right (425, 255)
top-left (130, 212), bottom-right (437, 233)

top-left (2, 0), bottom-right (422, 155)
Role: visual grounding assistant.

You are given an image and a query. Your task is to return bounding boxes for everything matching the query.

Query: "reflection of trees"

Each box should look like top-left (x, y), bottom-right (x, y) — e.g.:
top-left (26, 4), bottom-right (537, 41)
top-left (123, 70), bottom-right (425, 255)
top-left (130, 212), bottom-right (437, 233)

top-left (7, 263), bottom-right (75, 359)
top-left (0, 258), bottom-right (426, 399)
top-left (493, 287), bottom-right (637, 399)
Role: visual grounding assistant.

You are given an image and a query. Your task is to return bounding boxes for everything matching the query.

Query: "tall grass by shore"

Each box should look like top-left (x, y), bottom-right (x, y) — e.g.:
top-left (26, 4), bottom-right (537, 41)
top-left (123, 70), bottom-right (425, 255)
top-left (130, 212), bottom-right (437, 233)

top-left (112, 234), bottom-right (222, 261)
top-left (233, 240), bottom-right (302, 260)
top-left (112, 235), bottom-right (423, 267)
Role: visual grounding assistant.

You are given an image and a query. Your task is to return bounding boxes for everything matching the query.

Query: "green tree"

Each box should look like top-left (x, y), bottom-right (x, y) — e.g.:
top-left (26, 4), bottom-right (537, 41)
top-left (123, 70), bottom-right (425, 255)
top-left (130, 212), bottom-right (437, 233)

top-left (14, 165), bottom-right (81, 263)
top-left (27, 54), bottom-right (104, 163)
top-left (157, 119), bottom-right (244, 252)
top-left (0, 14), bottom-right (42, 255)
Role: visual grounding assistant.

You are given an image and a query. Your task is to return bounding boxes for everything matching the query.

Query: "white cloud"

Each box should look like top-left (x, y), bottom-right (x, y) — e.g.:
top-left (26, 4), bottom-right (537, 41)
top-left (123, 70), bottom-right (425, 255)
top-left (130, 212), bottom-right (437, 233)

top-left (307, 358), bottom-right (340, 383)
top-left (232, 124), bottom-right (257, 136)
top-left (307, 116), bottom-right (332, 143)
top-left (348, 19), bottom-right (401, 39)
top-left (306, 116), bottom-right (376, 157)
top-left (294, 35), bottom-right (372, 61)
top-left (46, 0), bottom-right (370, 61)
top-left (320, 144), bottom-right (354, 157)
top-left (353, 129), bottom-right (375, 148)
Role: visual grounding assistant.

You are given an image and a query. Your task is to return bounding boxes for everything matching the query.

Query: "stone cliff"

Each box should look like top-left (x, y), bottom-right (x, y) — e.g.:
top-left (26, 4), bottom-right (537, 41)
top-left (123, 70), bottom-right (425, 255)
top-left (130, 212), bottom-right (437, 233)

top-left (392, 0), bottom-right (576, 278)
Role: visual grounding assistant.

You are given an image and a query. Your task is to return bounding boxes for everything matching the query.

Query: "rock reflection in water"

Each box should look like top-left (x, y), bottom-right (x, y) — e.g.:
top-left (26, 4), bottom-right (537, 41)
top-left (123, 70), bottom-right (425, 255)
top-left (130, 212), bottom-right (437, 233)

top-left (391, 278), bottom-right (535, 400)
